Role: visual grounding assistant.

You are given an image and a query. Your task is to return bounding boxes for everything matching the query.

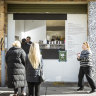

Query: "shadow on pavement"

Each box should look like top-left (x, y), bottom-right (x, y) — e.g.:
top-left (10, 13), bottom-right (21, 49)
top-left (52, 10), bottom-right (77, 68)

top-left (0, 93), bottom-right (12, 96)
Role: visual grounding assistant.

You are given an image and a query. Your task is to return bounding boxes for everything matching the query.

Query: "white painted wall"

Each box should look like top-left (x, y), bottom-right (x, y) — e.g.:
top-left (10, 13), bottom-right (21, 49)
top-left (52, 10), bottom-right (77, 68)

top-left (8, 14), bottom-right (15, 49)
top-left (15, 20), bottom-right (46, 42)
top-left (25, 20), bottom-right (46, 42)
top-left (15, 20), bottom-right (24, 40)
top-left (8, 15), bottom-right (46, 47)
top-left (43, 14), bottom-right (87, 82)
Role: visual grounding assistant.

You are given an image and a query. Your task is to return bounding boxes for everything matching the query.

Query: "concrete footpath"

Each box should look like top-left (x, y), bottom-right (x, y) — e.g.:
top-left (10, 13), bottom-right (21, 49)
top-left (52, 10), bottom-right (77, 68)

top-left (0, 83), bottom-right (96, 96)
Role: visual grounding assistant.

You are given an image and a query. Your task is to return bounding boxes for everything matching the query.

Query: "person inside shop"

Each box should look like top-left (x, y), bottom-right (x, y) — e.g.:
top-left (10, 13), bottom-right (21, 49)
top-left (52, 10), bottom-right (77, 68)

top-left (77, 42), bottom-right (96, 93)
top-left (5, 41), bottom-right (27, 96)
top-left (21, 38), bottom-right (26, 51)
top-left (23, 36), bottom-right (32, 54)
top-left (25, 42), bottom-right (43, 96)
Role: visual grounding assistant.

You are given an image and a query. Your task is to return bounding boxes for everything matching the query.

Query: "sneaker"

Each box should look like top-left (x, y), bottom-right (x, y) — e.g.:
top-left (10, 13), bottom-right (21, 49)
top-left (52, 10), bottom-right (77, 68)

top-left (77, 87), bottom-right (84, 91)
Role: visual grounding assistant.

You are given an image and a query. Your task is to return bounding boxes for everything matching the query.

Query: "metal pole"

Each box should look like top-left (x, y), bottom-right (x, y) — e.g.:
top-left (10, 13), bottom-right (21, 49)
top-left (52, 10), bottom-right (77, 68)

top-left (1, 37), bottom-right (5, 87)
top-left (1, 50), bottom-right (5, 87)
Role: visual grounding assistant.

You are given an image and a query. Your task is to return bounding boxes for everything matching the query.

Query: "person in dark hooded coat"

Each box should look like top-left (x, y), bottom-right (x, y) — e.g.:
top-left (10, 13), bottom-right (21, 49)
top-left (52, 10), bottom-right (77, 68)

top-left (5, 41), bottom-right (27, 96)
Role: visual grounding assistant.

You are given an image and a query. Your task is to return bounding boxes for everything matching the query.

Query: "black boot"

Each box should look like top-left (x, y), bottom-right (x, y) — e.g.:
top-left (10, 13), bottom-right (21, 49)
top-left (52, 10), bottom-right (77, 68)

top-left (89, 89), bottom-right (96, 93)
top-left (77, 87), bottom-right (84, 91)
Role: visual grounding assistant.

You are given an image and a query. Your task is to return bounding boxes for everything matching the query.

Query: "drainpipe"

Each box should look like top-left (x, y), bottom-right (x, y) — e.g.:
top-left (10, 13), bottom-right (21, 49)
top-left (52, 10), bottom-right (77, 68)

top-left (1, 38), bottom-right (5, 87)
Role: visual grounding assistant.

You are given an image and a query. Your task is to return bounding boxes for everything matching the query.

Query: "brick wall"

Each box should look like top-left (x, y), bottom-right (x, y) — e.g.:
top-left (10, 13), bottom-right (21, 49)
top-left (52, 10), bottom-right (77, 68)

top-left (0, 0), bottom-right (7, 85)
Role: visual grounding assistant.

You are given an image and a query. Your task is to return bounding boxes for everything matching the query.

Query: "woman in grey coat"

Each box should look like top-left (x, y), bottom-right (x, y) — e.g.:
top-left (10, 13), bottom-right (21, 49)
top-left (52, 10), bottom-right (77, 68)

top-left (77, 42), bottom-right (96, 93)
top-left (25, 42), bottom-right (43, 96)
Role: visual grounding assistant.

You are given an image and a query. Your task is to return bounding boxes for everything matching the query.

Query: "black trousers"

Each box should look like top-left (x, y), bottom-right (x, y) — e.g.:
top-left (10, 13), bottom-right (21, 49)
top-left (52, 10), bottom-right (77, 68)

top-left (78, 66), bottom-right (96, 90)
top-left (27, 82), bottom-right (41, 96)
top-left (14, 87), bottom-right (26, 94)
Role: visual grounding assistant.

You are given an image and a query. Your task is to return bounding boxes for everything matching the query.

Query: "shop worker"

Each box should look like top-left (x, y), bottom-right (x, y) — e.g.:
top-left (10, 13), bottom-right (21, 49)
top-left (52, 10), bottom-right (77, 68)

top-left (5, 41), bottom-right (27, 96)
top-left (77, 42), bottom-right (96, 93)
top-left (25, 42), bottom-right (43, 96)
top-left (24, 36), bottom-right (32, 54)
top-left (21, 38), bottom-right (26, 51)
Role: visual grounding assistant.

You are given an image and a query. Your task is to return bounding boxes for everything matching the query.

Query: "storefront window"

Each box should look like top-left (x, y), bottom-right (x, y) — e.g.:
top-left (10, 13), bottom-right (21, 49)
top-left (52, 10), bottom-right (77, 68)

top-left (39, 20), bottom-right (65, 50)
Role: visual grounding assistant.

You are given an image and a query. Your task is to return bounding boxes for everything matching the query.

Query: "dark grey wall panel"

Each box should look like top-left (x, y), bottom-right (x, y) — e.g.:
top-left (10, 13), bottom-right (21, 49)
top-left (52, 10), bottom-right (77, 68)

top-left (41, 49), bottom-right (65, 59)
top-left (13, 13), bottom-right (67, 20)
top-left (8, 4), bottom-right (87, 14)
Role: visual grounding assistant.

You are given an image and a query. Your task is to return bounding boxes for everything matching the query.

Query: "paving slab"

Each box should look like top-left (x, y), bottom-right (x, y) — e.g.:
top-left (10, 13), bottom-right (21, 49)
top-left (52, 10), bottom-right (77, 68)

top-left (0, 87), bottom-right (46, 96)
top-left (46, 87), bottom-right (96, 96)
top-left (0, 87), bottom-right (96, 96)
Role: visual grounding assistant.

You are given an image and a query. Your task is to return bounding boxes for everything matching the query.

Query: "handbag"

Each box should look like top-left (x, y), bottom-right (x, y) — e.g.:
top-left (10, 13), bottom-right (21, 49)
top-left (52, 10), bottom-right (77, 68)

top-left (39, 75), bottom-right (44, 83)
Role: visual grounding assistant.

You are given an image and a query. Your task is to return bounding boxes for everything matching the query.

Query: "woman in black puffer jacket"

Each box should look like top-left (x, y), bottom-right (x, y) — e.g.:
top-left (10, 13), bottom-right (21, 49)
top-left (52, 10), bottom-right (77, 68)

top-left (25, 42), bottom-right (43, 96)
top-left (5, 41), bottom-right (27, 96)
top-left (77, 42), bottom-right (96, 93)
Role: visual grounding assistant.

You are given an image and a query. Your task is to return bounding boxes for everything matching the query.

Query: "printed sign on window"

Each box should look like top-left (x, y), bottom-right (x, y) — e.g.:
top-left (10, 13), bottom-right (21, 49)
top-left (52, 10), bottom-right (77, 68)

top-left (59, 51), bottom-right (67, 62)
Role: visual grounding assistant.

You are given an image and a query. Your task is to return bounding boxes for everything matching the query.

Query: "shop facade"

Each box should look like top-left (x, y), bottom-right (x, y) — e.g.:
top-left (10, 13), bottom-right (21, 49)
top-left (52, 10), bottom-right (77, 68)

top-left (0, 0), bottom-right (96, 86)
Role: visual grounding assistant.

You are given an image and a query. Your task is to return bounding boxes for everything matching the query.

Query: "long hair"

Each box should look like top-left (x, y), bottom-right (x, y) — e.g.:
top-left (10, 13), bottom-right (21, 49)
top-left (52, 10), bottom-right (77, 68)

top-left (28, 42), bottom-right (41, 69)
top-left (83, 42), bottom-right (90, 50)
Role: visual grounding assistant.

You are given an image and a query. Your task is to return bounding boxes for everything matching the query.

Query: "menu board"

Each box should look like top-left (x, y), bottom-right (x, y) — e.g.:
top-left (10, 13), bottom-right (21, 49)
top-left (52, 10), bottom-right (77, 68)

top-left (65, 14), bottom-right (87, 59)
